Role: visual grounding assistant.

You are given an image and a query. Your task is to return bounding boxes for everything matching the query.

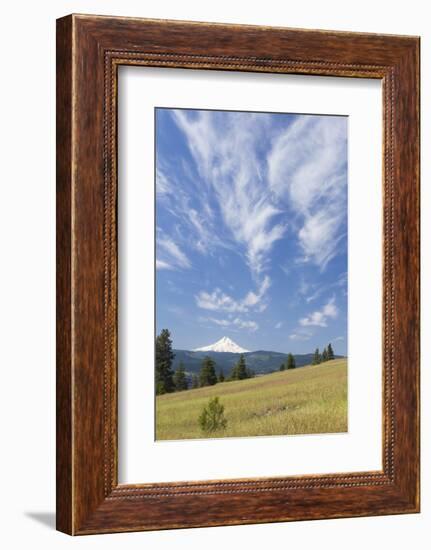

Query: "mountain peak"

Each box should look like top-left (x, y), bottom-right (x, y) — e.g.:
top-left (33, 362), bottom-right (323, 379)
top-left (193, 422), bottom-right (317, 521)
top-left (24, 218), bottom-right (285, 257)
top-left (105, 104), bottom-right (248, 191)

top-left (193, 336), bottom-right (250, 353)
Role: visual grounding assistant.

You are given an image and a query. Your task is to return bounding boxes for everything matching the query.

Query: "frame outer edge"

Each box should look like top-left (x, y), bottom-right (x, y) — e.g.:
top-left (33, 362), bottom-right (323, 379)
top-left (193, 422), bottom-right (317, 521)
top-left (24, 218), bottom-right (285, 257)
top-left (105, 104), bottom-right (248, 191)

top-left (393, 38), bottom-right (420, 511)
top-left (56, 14), bottom-right (74, 535)
top-left (56, 14), bottom-right (420, 535)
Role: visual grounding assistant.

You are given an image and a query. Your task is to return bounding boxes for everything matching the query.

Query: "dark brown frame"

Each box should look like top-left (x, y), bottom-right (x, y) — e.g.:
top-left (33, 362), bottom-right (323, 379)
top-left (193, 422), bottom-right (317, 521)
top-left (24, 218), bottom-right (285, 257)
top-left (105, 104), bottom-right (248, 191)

top-left (56, 14), bottom-right (420, 535)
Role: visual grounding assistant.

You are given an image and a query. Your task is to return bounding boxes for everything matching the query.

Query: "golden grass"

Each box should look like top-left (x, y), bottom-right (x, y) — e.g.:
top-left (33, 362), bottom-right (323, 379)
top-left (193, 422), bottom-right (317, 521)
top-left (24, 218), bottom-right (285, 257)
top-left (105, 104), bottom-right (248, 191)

top-left (156, 358), bottom-right (347, 440)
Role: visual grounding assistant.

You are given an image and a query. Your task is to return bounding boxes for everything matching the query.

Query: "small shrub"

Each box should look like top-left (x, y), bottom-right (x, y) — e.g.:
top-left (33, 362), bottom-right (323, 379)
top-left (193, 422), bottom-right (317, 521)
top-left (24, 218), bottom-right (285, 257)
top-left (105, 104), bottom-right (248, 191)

top-left (199, 397), bottom-right (227, 433)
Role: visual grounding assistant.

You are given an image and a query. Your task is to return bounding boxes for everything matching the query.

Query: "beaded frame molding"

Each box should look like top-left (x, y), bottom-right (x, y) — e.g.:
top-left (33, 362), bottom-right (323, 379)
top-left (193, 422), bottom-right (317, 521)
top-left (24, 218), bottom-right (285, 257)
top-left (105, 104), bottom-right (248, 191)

top-left (56, 14), bottom-right (420, 535)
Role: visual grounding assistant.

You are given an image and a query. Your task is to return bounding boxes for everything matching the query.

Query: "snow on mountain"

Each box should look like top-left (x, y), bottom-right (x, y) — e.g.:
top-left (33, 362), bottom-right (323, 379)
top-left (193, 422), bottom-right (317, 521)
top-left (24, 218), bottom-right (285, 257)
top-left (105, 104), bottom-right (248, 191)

top-left (193, 336), bottom-right (250, 353)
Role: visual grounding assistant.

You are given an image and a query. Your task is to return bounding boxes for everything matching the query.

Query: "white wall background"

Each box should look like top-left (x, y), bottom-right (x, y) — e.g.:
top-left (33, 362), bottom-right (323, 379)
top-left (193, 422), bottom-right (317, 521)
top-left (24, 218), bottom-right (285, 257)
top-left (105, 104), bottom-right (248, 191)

top-left (0, 1), bottom-right (427, 548)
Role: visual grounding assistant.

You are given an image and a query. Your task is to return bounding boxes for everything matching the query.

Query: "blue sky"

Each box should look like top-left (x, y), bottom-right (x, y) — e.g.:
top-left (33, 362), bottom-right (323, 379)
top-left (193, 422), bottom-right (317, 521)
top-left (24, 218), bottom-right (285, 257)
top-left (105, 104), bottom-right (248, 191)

top-left (155, 108), bottom-right (347, 355)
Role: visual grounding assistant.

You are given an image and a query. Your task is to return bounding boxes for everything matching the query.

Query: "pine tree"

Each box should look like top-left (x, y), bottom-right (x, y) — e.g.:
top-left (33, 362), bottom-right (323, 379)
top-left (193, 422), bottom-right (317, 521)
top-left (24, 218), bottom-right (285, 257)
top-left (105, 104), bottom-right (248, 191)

top-left (237, 355), bottom-right (248, 379)
top-left (280, 363), bottom-right (285, 371)
top-left (173, 362), bottom-right (188, 391)
top-left (311, 347), bottom-right (321, 365)
top-left (246, 368), bottom-right (255, 379)
top-left (218, 369), bottom-right (225, 383)
top-left (199, 397), bottom-right (227, 433)
top-left (322, 347), bottom-right (328, 362)
top-left (155, 329), bottom-right (175, 395)
top-left (230, 354), bottom-right (248, 380)
top-left (287, 353), bottom-right (296, 369)
top-left (191, 374), bottom-right (199, 389)
top-left (327, 343), bottom-right (335, 360)
top-left (229, 365), bottom-right (237, 380)
top-left (199, 356), bottom-right (218, 387)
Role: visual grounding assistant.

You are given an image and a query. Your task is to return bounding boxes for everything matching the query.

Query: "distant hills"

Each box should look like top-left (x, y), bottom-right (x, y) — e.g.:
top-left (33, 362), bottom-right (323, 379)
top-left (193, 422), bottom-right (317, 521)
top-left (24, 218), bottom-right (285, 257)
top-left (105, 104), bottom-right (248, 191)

top-left (173, 348), bottom-right (343, 375)
top-left (172, 336), bottom-right (343, 376)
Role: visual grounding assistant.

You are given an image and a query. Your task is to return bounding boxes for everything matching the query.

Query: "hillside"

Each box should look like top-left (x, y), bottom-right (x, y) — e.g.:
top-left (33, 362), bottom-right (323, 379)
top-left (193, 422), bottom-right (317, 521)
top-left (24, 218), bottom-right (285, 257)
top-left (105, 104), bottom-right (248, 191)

top-left (172, 348), bottom-right (343, 376)
top-left (156, 358), bottom-right (347, 440)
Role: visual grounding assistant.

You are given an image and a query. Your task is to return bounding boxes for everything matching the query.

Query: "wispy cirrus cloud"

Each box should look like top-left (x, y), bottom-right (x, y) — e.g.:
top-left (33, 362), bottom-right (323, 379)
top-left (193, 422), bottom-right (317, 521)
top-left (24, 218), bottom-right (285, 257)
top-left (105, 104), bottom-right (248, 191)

top-left (268, 116), bottom-right (347, 270)
top-left (156, 259), bottom-right (173, 270)
top-left (299, 297), bottom-right (338, 327)
top-left (207, 316), bottom-right (259, 332)
top-left (196, 289), bottom-right (246, 313)
top-left (242, 276), bottom-right (271, 307)
top-left (187, 209), bottom-right (211, 254)
top-left (305, 272), bottom-right (347, 303)
top-left (171, 110), bottom-right (286, 277)
top-left (156, 157), bottom-right (232, 259)
top-left (155, 164), bottom-right (173, 196)
top-left (156, 233), bottom-right (191, 271)
top-left (195, 276), bottom-right (270, 313)
top-left (289, 329), bottom-right (312, 341)
top-left (156, 109), bottom-right (348, 352)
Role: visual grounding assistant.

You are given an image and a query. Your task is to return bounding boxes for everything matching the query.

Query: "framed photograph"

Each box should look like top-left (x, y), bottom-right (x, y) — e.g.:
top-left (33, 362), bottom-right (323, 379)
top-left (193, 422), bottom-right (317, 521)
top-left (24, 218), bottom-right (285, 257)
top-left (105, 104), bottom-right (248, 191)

top-left (56, 14), bottom-right (420, 534)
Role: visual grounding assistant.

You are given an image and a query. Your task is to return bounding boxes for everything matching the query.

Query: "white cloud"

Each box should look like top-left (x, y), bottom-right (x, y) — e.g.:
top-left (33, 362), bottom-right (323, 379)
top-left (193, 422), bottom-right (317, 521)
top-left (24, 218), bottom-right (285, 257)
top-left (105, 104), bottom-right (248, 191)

top-left (209, 318), bottom-right (232, 327)
top-left (304, 272), bottom-right (348, 303)
top-left (171, 110), bottom-right (287, 275)
top-left (299, 297), bottom-right (338, 327)
top-left (298, 210), bottom-right (345, 269)
top-left (275, 321), bottom-right (283, 329)
top-left (289, 330), bottom-right (312, 341)
top-left (155, 164), bottom-right (172, 196)
top-left (268, 116), bottom-right (347, 270)
top-left (322, 298), bottom-right (338, 318)
top-left (305, 288), bottom-right (321, 303)
top-left (156, 234), bottom-right (191, 270)
top-left (233, 318), bottom-right (258, 331)
top-left (195, 276), bottom-right (271, 313)
top-left (243, 276), bottom-right (271, 307)
top-left (156, 157), bottom-right (227, 258)
top-left (298, 278), bottom-right (311, 296)
top-left (156, 259), bottom-right (173, 270)
top-left (187, 208), bottom-right (212, 254)
top-left (163, 110), bottom-right (346, 291)
top-left (196, 289), bottom-right (247, 313)
top-left (207, 316), bottom-right (258, 332)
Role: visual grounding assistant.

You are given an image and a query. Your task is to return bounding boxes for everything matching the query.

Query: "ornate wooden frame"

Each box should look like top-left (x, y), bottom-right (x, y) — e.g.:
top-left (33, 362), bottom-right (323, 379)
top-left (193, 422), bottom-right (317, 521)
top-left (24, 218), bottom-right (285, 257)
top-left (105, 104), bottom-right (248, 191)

top-left (56, 14), bottom-right (420, 535)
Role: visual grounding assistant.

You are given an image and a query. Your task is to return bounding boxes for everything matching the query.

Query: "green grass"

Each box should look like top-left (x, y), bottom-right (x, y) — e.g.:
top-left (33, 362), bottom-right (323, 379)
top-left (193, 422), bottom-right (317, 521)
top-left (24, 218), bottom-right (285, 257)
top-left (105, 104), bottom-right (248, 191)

top-left (156, 358), bottom-right (347, 440)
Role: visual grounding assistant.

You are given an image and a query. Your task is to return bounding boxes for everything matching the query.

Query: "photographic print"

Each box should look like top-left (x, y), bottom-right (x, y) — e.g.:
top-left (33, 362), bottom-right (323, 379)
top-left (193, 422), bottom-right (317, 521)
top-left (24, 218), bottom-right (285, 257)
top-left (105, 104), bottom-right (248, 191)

top-left (155, 107), bottom-right (348, 441)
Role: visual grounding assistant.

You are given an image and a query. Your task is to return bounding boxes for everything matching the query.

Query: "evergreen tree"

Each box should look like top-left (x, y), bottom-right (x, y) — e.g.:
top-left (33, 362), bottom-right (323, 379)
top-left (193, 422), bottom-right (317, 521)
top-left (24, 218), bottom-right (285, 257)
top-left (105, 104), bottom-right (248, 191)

top-left (322, 347), bottom-right (328, 362)
top-left (230, 354), bottom-right (248, 380)
top-left (173, 362), bottom-right (188, 391)
top-left (199, 397), bottom-right (227, 433)
top-left (311, 347), bottom-right (321, 365)
top-left (191, 374), bottom-right (199, 389)
top-left (155, 329), bottom-right (175, 395)
top-left (279, 363), bottom-right (285, 371)
top-left (246, 368), bottom-right (255, 379)
top-left (286, 353), bottom-right (296, 369)
top-left (236, 354), bottom-right (248, 379)
top-left (327, 343), bottom-right (335, 360)
top-left (218, 369), bottom-right (225, 383)
top-left (199, 356), bottom-right (218, 387)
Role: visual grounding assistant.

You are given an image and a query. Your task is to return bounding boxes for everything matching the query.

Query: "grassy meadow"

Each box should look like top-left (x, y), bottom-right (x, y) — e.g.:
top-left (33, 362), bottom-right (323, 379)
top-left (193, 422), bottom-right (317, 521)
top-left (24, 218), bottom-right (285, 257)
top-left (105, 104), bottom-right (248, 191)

top-left (156, 358), bottom-right (347, 440)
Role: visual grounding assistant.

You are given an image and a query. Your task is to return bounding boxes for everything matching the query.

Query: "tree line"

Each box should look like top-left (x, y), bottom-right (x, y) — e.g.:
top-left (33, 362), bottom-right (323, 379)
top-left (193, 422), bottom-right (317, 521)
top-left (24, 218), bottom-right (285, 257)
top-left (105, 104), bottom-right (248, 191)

top-left (279, 353), bottom-right (296, 371)
top-left (155, 329), bottom-right (255, 395)
top-left (311, 343), bottom-right (335, 365)
top-left (155, 329), bottom-right (337, 395)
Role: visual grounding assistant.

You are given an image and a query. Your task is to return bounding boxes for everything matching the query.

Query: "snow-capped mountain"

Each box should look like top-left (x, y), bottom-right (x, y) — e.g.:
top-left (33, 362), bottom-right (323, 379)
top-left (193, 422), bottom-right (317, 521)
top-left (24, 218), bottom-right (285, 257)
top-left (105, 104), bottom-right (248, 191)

top-left (193, 336), bottom-right (250, 353)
